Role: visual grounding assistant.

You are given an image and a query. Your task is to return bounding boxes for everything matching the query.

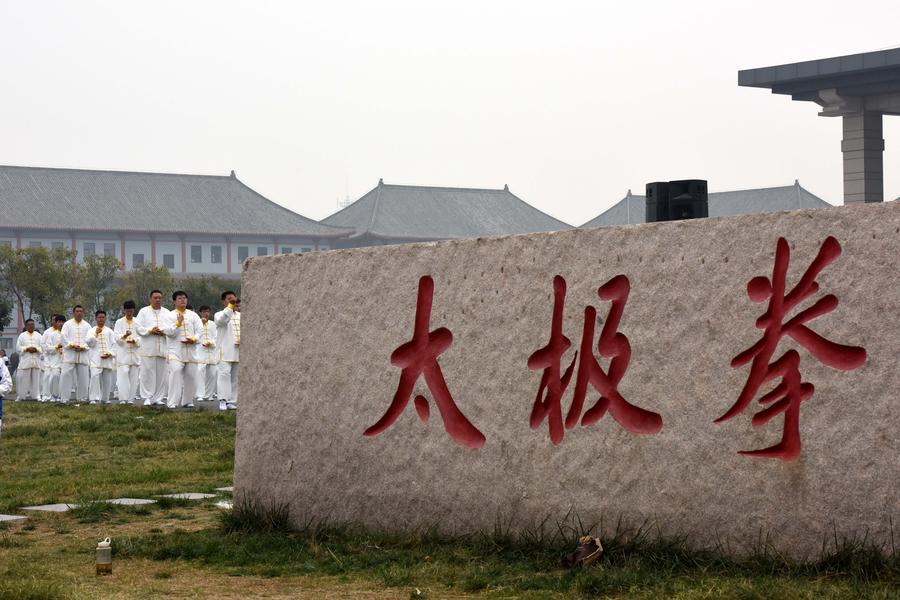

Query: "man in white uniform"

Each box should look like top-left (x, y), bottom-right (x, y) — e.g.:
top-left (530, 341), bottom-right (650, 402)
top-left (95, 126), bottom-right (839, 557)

top-left (162, 290), bottom-right (202, 409)
top-left (15, 319), bottom-right (43, 401)
top-left (41, 315), bottom-right (65, 402)
top-left (0, 357), bottom-right (11, 436)
top-left (88, 310), bottom-right (117, 404)
top-left (195, 305), bottom-right (218, 403)
top-left (214, 291), bottom-right (240, 411)
top-left (113, 300), bottom-right (141, 405)
top-left (60, 305), bottom-right (93, 403)
top-left (136, 290), bottom-right (170, 406)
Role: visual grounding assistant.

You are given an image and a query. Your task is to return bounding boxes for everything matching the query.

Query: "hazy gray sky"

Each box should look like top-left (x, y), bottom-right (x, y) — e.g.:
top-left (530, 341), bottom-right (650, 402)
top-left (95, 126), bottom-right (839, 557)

top-left (2, 0), bottom-right (899, 225)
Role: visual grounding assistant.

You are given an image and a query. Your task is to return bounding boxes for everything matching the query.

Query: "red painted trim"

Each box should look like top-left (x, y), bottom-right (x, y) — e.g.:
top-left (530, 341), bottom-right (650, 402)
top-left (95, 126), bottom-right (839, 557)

top-left (151, 237), bottom-right (157, 265)
top-left (71, 234), bottom-right (77, 264)
top-left (314, 239), bottom-right (319, 251)
top-left (15, 231), bottom-right (21, 249)
top-left (226, 239), bottom-right (232, 274)
top-left (181, 239), bottom-right (187, 273)
top-left (119, 235), bottom-right (126, 266)
top-left (274, 238), bottom-right (280, 255)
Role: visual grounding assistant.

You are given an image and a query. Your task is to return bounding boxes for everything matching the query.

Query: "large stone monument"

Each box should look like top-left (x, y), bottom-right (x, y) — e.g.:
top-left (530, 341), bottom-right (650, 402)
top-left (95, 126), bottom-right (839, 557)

top-left (235, 202), bottom-right (899, 558)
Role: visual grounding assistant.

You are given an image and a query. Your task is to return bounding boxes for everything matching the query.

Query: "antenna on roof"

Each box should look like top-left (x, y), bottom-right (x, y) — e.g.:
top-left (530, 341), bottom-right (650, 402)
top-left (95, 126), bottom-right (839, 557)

top-left (230, 170), bottom-right (236, 179)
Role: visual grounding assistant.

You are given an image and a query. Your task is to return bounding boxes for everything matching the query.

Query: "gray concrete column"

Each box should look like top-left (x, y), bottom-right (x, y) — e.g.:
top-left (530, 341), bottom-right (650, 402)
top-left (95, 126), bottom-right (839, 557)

top-left (841, 111), bottom-right (884, 203)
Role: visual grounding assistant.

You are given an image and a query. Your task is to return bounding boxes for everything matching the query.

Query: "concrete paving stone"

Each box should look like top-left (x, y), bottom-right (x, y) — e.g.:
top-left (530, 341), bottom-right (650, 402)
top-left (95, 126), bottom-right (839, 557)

top-left (157, 493), bottom-right (217, 500)
top-left (214, 501), bottom-right (233, 510)
top-left (215, 486), bottom-right (234, 493)
top-left (105, 498), bottom-right (157, 506)
top-left (0, 514), bottom-right (28, 522)
top-left (21, 503), bottom-right (77, 512)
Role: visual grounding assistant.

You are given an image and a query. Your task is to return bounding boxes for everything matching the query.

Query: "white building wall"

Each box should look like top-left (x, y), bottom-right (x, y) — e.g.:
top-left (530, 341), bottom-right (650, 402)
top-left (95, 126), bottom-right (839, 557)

top-left (124, 240), bottom-right (153, 269)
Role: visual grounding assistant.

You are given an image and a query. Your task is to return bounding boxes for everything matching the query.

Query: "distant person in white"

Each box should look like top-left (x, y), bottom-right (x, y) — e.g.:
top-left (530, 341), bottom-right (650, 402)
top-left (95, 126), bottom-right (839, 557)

top-left (214, 291), bottom-right (240, 411)
top-left (15, 318), bottom-right (43, 401)
top-left (0, 357), bottom-right (11, 436)
top-left (136, 290), bottom-right (170, 406)
top-left (88, 310), bottom-right (117, 405)
top-left (195, 305), bottom-right (218, 403)
top-left (41, 315), bottom-right (65, 402)
top-left (113, 300), bottom-right (141, 404)
top-left (60, 305), bottom-right (93, 403)
top-left (162, 291), bottom-right (202, 409)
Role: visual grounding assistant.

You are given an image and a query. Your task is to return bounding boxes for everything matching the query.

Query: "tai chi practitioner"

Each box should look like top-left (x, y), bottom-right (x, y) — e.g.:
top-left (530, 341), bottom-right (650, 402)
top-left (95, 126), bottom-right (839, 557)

top-left (162, 291), bottom-right (202, 409)
top-left (136, 290), bottom-right (170, 406)
top-left (60, 305), bottom-right (93, 403)
top-left (0, 358), bottom-right (11, 436)
top-left (195, 305), bottom-right (218, 402)
top-left (88, 310), bottom-right (117, 404)
top-left (114, 300), bottom-right (141, 404)
top-left (214, 291), bottom-right (240, 411)
top-left (41, 315), bottom-right (65, 402)
top-left (15, 319), bottom-right (43, 401)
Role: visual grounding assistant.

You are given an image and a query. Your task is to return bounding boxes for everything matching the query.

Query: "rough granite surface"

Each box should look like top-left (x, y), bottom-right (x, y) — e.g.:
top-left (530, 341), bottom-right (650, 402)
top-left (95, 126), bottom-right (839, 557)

top-left (235, 202), bottom-right (899, 558)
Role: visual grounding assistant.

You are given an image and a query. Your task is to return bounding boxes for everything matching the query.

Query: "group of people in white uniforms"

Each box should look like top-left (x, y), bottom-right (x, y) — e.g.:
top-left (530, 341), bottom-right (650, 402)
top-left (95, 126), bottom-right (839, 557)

top-left (10, 289), bottom-right (240, 411)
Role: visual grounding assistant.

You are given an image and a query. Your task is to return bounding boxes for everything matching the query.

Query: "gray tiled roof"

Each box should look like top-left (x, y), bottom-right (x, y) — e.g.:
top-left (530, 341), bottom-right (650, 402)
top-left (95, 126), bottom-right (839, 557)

top-left (580, 182), bottom-right (834, 228)
top-left (0, 165), bottom-right (351, 238)
top-left (322, 180), bottom-right (572, 240)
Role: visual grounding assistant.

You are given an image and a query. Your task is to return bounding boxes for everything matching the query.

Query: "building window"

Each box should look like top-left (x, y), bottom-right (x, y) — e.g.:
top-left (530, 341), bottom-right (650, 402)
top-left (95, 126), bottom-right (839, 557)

top-left (210, 245), bottom-right (222, 264)
top-left (257, 246), bottom-right (268, 256)
top-left (103, 243), bottom-right (116, 257)
top-left (52, 241), bottom-right (64, 250)
top-left (132, 254), bottom-right (145, 267)
top-left (84, 242), bottom-right (96, 257)
top-left (0, 338), bottom-right (11, 350)
top-left (301, 247), bottom-right (311, 253)
top-left (238, 246), bottom-right (249, 263)
top-left (281, 247), bottom-right (292, 254)
top-left (28, 241), bottom-right (42, 248)
top-left (191, 245), bottom-right (202, 263)
top-left (319, 245), bottom-right (329, 250)
top-left (163, 254), bottom-right (175, 270)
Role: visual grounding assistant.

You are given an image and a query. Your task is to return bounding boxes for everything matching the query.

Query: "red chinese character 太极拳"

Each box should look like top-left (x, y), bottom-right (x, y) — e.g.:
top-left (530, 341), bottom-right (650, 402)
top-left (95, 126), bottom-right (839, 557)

top-left (716, 236), bottom-right (867, 461)
top-left (363, 275), bottom-right (486, 449)
top-left (528, 275), bottom-right (663, 445)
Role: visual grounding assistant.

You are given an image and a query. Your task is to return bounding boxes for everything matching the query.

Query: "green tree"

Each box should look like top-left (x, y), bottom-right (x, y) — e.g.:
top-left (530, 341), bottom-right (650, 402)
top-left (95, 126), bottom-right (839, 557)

top-left (178, 275), bottom-right (241, 312)
top-left (0, 288), bottom-right (12, 332)
top-left (112, 263), bottom-right (174, 312)
top-left (0, 245), bottom-right (77, 329)
top-left (75, 254), bottom-right (122, 316)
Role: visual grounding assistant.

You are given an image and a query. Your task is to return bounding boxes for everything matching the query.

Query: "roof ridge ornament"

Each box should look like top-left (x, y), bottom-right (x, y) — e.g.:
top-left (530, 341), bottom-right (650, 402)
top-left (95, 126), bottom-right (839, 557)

top-left (504, 184), bottom-right (509, 191)
top-left (230, 170), bottom-right (236, 179)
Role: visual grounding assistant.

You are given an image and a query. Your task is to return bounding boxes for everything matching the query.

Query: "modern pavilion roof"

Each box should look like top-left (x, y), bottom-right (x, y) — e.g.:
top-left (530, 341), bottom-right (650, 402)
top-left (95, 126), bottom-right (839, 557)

top-left (321, 179), bottom-right (572, 240)
top-left (0, 165), bottom-right (352, 238)
top-left (738, 48), bottom-right (900, 100)
top-left (580, 181), bottom-right (834, 228)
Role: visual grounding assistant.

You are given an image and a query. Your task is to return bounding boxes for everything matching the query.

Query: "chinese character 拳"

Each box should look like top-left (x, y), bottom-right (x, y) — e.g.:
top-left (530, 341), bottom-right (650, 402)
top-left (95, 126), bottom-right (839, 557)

top-left (716, 236), bottom-right (867, 460)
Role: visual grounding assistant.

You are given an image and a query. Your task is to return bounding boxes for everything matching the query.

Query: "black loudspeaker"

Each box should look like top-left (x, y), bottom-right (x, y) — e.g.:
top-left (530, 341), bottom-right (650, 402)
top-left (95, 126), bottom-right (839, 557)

top-left (645, 179), bottom-right (708, 222)
top-left (645, 182), bottom-right (669, 223)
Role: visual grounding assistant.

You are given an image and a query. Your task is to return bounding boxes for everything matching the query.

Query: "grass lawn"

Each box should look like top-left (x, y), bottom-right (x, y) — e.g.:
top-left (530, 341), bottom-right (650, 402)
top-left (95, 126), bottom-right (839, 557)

top-left (1, 402), bottom-right (897, 599)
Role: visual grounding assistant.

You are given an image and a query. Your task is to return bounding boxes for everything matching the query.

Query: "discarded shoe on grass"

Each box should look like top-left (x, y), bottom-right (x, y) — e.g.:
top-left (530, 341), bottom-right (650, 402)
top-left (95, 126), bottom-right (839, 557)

top-left (561, 535), bottom-right (603, 569)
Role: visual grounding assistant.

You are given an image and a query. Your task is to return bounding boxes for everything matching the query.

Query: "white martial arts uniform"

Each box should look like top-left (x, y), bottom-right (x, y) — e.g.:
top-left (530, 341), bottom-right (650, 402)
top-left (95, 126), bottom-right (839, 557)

top-left (15, 330), bottom-right (43, 400)
top-left (0, 360), bottom-right (12, 435)
top-left (195, 319), bottom-right (218, 401)
top-left (214, 305), bottom-right (240, 408)
top-left (41, 327), bottom-right (64, 401)
top-left (135, 305), bottom-right (171, 405)
top-left (114, 316), bottom-right (141, 403)
top-left (162, 309), bottom-right (202, 408)
top-left (88, 325), bottom-right (117, 404)
top-left (60, 318), bottom-right (94, 403)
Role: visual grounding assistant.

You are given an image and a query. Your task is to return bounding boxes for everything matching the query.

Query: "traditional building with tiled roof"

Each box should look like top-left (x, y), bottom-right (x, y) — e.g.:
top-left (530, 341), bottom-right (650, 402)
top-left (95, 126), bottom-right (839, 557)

top-left (322, 179), bottom-right (572, 247)
top-left (581, 181), bottom-right (833, 228)
top-left (0, 164), bottom-right (352, 348)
